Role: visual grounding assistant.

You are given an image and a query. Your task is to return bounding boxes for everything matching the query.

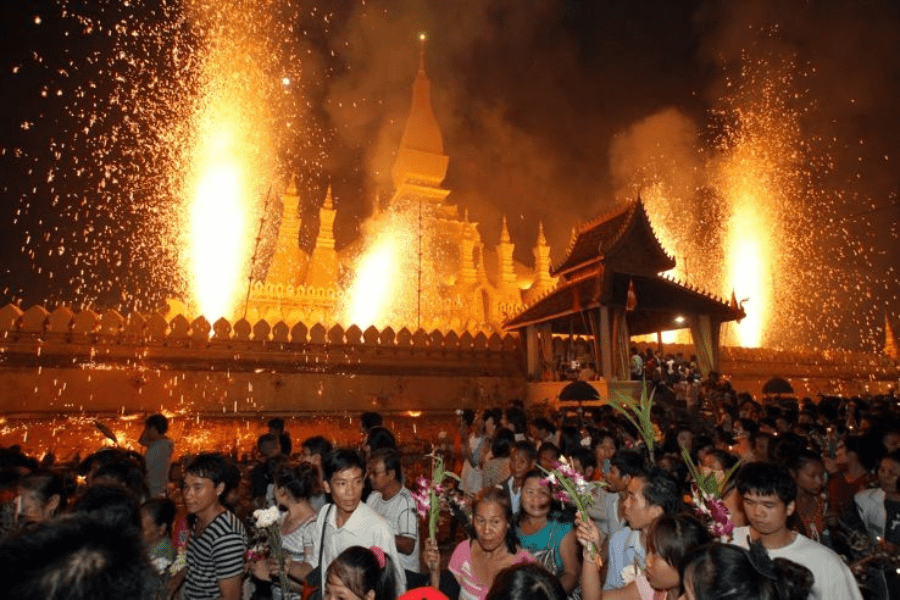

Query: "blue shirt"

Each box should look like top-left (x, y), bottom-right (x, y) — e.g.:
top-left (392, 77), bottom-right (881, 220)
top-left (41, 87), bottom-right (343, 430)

top-left (603, 526), bottom-right (644, 590)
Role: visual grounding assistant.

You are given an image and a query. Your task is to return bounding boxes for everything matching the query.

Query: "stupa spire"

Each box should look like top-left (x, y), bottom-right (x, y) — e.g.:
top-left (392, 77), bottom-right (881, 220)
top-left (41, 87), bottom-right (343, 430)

top-left (391, 34), bottom-right (449, 188)
top-left (500, 216), bottom-right (511, 243)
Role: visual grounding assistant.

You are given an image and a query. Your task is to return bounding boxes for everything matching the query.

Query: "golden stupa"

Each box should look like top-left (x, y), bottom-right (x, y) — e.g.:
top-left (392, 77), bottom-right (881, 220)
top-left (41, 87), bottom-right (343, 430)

top-left (245, 43), bottom-right (557, 333)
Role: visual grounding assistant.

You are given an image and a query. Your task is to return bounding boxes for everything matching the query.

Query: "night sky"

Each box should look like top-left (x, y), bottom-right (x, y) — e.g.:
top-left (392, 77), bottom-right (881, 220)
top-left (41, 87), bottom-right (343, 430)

top-left (1, 0), bottom-right (898, 351)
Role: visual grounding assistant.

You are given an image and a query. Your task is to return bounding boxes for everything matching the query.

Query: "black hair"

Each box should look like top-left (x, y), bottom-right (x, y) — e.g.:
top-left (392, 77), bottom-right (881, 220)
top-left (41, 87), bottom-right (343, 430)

top-left (538, 443), bottom-right (561, 462)
top-left (72, 484), bottom-right (141, 536)
top-left (92, 459), bottom-right (148, 499)
top-left (533, 417), bottom-right (557, 436)
top-left (486, 563), bottom-right (566, 600)
top-left (638, 467), bottom-right (683, 517)
top-left (144, 414), bottom-right (168, 435)
top-left (267, 417), bottom-right (285, 432)
top-left (680, 542), bottom-right (813, 600)
top-left (140, 497), bottom-right (176, 536)
top-left (704, 449), bottom-right (739, 472)
top-left (0, 513), bottom-right (160, 600)
top-left (274, 462), bottom-right (320, 501)
top-left (360, 412), bottom-right (384, 432)
top-left (365, 427), bottom-right (396, 453)
top-left (369, 448), bottom-right (403, 484)
top-left (512, 440), bottom-right (538, 463)
top-left (645, 514), bottom-right (711, 569)
top-left (301, 435), bottom-right (333, 459)
top-left (735, 462), bottom-right (797, 505)
top-left (610, 449), bottom-right (647, 478)
top-left (184, 453), bottom-right (231, 490)
top-left (557, 425), bottom-right (581, 457)
top-left (590, 429), bottom-right (618, 450)
top-left (469, 487), bottom-right (519, 554)
top-left (504, 407), bottom-right (528, 435)
top-left (257, 433), bottom-right (281, 453)
top-left (18, 470), bottom-right (68, 520)
top-left (787, 448), bottom-right (823, 475)
top-left (323, 449), bottom-right (366, 482)
top-left (326, 545), bottom-right (395, 600)
top-left (483, 409), bottom-right (501, 426)
top-left (460, 409), bottom-right (476, 427)
top-left (491, 428), bottom-right (516, 459)
top-left (569, 447), bottom-right (596, 471)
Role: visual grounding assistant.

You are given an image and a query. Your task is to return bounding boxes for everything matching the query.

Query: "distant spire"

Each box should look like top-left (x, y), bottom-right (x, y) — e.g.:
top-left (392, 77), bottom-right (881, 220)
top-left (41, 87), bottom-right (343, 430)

top-left (324, 184), bottom-right (334, 210)
top-left (418, 32), bottom-right (427, 76)
top-left (286, 174), bottom-right (298, 196)
top-left (391, 34), bottom-right (448, 188)
top-left (536, 221), bottom-right (547, 246)
top-left (500, 216), bottom-right (511, 243)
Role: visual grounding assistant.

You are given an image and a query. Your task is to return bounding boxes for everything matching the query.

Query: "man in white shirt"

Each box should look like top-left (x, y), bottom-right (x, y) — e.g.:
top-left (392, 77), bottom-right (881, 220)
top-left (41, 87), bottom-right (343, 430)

top-left (366, 448), bottom-right (422, 586)
top-left (732, 462), bottom-right (862, 600)
top-left (297, 449), bottom-right (406, 596)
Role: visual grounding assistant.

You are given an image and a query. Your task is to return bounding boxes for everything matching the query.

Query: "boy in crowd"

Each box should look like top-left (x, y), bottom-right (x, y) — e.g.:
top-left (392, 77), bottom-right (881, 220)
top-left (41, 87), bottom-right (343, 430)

top-left (138, 413), bottom-right (174, 498)
top-left (732, 462), bottom-right (862, 600)
top-left (177, 453), bottom-right (247, 600)
top-left (502, 440), bottom-right (537, 514)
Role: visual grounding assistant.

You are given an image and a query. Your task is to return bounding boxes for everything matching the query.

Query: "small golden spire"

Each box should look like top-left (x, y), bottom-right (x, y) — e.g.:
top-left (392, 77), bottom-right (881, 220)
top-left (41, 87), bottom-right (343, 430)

top-left (286, 174), bottom-right (298, 196)
top-left (324, 184), bottom-right (334, 210)
top-left (536, 221), bottom-right (547, 246)
top-left (500, 216), bottom-right (511, 243)
top-left (418, 33), bottom-right (427, 75)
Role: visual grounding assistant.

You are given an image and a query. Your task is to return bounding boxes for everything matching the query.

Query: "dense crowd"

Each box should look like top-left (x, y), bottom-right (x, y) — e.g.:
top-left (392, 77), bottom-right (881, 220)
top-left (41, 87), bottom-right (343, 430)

top-left (1, 373), bottom-right (899, 600)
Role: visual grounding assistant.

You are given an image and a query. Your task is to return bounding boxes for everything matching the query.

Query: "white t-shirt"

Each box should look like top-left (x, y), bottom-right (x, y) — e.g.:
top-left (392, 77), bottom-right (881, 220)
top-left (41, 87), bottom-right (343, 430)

top-left (732, 526), bottom-right (862, 600)
top-left (366, 487), bottom-right (421, 574)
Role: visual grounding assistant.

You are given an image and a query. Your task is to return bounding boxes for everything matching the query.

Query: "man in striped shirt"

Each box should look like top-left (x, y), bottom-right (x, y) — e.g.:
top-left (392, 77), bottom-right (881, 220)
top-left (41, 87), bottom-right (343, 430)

top-left (179, 453), bottom-right (247, 600)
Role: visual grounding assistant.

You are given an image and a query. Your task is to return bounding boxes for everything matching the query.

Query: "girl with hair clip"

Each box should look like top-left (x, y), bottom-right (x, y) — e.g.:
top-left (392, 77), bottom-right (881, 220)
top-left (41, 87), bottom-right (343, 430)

top-left (325, 546), bottom-right (397, 600)
top-left (678, 542), bottom-right (813, 600)
top-left (577, 514), bottom-right (711, 600)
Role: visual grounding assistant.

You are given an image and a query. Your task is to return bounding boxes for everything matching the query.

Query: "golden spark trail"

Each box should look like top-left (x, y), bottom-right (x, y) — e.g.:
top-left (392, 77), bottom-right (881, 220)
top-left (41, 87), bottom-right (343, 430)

top-left (179, 1), bottom-right (282, 321)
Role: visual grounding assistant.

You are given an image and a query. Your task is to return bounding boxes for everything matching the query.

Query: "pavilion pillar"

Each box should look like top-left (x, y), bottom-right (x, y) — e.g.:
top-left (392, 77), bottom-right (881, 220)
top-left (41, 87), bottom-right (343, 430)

top-left (598, 306), bottom-right (614, 379)
top-left (525, 325), bottom-right (540, 380)
top-left (689, 314), bottom-right (722, 375)
top-left (611, 307), bottom-right (630, 380)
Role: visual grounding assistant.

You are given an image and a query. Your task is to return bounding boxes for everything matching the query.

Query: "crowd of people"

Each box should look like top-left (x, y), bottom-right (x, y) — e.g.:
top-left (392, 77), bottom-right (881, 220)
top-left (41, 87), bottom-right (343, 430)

top-left (1, 375), bottom-right (899, 600)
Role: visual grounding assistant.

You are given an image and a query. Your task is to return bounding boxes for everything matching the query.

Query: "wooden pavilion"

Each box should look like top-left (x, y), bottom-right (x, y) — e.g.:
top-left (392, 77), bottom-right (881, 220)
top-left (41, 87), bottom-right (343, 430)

top-left (504, 198), bottom-right (744, 386)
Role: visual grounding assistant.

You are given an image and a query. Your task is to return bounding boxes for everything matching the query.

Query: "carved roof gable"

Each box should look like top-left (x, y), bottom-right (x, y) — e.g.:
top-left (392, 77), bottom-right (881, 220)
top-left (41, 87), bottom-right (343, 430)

top-left (551, 197), bottom-right (675, 279)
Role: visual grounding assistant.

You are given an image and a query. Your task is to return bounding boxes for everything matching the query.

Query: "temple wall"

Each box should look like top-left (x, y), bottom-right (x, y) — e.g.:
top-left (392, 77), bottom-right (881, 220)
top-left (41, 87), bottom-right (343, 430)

top-left (0, 304), bottom-right (526, 415)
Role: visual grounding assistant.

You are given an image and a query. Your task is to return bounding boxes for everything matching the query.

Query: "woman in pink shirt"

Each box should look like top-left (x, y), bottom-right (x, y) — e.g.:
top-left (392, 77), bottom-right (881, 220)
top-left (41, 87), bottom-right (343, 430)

top-left (425, 488), bottom-right (534, 600)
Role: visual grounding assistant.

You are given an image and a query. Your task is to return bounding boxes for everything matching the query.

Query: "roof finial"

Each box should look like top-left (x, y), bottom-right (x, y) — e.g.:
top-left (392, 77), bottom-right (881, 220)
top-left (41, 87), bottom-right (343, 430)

top-left (536, 221), bottom-right (547, 246)
top-left (324, 184), bottom-right (334, 210)
top-left (418, 32), bottom-right (427, 76)
top-left (500, 216), bottom-right (511, 243)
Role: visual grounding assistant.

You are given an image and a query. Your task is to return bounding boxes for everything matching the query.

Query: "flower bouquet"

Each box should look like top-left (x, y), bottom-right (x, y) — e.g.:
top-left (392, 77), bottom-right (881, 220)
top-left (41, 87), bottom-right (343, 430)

top-left (681, 447), bottom-right (739, 541)
top-left (539, 457), bottom-right (605, 559)
top-left (412, 454), bottom-right (460, 542)
top-left (251, 505), bottom-right (292, 595)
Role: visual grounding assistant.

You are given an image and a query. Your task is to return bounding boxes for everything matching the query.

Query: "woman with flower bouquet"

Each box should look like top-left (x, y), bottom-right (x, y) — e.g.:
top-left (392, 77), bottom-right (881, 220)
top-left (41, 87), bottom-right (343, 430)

top-left (249, 463), bottom-right (319, 600)
top-left (516, 469), bottom-right (582, 596)
top-left (424, 488), bottom-right (536, 600)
